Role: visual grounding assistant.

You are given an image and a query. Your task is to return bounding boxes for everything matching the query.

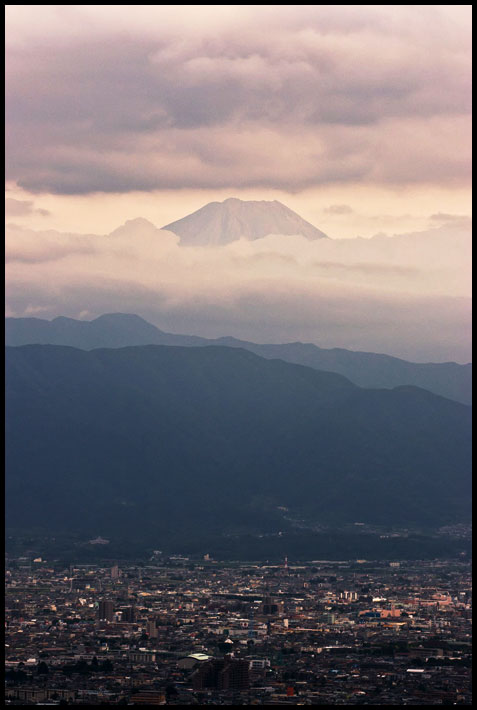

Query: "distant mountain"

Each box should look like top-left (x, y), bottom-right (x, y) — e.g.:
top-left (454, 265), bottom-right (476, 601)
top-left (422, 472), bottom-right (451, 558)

top-left (162, 197), bottom-right (329, 245)
top-left (6, 344), bottom-right (471, 543)
top-left (4, 313), bottom-right (206, 349)
top-left (215, 338), bottom-right (473, 406)
top-left (6, 314), bottom-right (472, 404)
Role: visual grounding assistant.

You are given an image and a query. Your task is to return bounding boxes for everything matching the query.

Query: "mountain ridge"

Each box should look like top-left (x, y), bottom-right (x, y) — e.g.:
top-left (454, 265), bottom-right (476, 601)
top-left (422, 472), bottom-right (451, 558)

top-left (5, 313), bottom-right (472, 404)
top-left (6, 343), bottom-right (472, 542)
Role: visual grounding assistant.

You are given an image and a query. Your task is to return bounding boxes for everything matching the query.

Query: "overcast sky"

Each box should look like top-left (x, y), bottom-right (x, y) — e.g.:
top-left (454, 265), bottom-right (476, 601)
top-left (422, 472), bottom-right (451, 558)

top-left (5, 5), bottom-right (472, 361)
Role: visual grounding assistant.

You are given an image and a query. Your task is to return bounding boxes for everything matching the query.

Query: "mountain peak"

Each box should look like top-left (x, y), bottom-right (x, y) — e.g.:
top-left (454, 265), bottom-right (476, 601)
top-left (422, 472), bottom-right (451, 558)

top-left (108, 218), bottom-right (160, 238)
top-left (163, 198), bottom-right (329, 246)
top-left (92, 312), bottom-right (151, 324)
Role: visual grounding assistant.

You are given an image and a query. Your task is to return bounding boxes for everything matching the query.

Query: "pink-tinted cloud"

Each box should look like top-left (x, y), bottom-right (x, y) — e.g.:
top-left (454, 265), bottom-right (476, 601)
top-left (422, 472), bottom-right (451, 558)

top-left (5, 217), bottom-right (471, 362)
top-left (5, 198), bottom-right (50, 217)
top-left (5, 6), bottom-right (471, 194)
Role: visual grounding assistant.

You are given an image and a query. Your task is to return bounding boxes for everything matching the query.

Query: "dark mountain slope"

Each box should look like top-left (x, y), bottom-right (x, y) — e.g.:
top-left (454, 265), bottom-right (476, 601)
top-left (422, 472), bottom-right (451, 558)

top-left (213, 338), bottom-right (473, 406)
top-left (5, 314), bottom-right (472, 404)
top-left (4, 313), bottom-right (206, 349)
top-left (6, 345), bottom-right (471, 542)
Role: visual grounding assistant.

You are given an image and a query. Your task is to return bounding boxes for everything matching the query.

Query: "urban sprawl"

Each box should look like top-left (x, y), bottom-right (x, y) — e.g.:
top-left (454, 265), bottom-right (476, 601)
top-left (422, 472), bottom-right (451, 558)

top-left (5, 555), bottom-right (472, 705)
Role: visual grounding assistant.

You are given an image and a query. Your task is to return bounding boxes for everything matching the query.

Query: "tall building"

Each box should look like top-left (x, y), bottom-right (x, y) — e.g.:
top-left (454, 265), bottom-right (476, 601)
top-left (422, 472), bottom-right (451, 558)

top-left (219, 659), bottom-right (250, 690)
top-left (257, 595), bottom-right (284, 619)
top-left (122, 606), bottom-right (136, 623)
top-left (111, 564), bottom-right (120, 580)
top-left (98, 600), bottom-right (114, 621)
top-left (192, 658), bottom-right (250, 690)
top-left (146, 618), bottom-right (158, 638)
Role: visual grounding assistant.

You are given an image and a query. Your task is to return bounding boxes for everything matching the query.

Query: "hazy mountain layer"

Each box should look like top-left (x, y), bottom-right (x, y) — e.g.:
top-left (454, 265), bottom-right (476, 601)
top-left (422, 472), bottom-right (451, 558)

top-left (162, 198), bottom-right (329, 245)
top-left (6, 344), bottom-right (471, 542)
top-left (5, 313), bottom-right (472, 404)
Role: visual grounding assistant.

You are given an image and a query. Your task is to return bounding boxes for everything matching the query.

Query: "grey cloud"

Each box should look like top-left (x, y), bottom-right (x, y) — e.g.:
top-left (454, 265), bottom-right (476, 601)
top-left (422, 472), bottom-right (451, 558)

top-left (5, 224), bottom-right (97, 263)
top-left (324, 204), bottom-right (354, 215)
top-left (5, 243), bottom-right (96, 264)
top-left (430, 213), bottom-right (464, 221)
top-left (429, 213), bottom-right (472, 228)
top-left (313, 261), bottom-right (419, 277)
top-left (5, 7), bottom-right (471, 194)
top-left (11, 116), bottom-right (470, 195)
top-left (5, 277), bottom-right (169, 321)
top-left (5, 198), bottom-right (50, 217)
top-left (137, 291), bottom-right (472, 364)
top-left (231, 252), bottom-right (298, 267)
top-left (5, 218), bottom-right (472, 362)
top-left (5, 275), bottom-right (471, 364)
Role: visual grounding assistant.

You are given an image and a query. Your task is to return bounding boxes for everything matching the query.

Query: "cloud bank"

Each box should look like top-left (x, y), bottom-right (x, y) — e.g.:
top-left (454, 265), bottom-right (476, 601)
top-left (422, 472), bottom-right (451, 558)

top-left (5, 198), bottom-right (50, 218)
top-left (5, 217), bottom-right (471, 363)
top-left (5, 5), bottom-right (471, 195)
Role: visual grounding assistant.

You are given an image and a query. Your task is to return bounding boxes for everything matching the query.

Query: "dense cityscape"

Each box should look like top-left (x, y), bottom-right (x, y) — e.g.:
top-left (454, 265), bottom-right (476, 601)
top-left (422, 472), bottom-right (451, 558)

top-left (5, 554), bottom-right (472, 705)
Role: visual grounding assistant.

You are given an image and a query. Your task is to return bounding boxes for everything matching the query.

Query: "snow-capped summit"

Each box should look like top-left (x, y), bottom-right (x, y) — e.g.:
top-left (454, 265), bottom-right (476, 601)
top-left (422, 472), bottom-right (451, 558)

top-left (162, 197), bottom-right (329, 245)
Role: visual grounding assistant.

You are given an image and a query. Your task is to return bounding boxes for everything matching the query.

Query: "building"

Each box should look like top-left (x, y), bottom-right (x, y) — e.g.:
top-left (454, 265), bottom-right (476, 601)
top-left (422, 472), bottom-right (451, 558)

top-left (146, 618), bottom-right (158, 638)
top-left (339, 590), bottom-right (358, 602)
top-left (257, 595), bottom-right (284, 619)
top-left (98, 600), bottom-right (114, 621)
top-left (128, 650), bottom-right (157, 663)
top-left (177, 653), bottom-right (211, 670)
top-left (192, 658), bottom-right (250, 690)
top-left (129, 691), bottom-right (166, 705)
top-left (121, 606), bottom-right (136, 623)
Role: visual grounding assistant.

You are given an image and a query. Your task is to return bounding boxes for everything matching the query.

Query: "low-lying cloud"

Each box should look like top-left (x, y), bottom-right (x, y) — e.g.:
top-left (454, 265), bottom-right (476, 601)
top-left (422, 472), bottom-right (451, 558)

top-left (5, 218), bottom-right (472, 363)
top-left (5, 198), bottom-right (50, 218)
top-left (324, 205), bottom-right (354, 215)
